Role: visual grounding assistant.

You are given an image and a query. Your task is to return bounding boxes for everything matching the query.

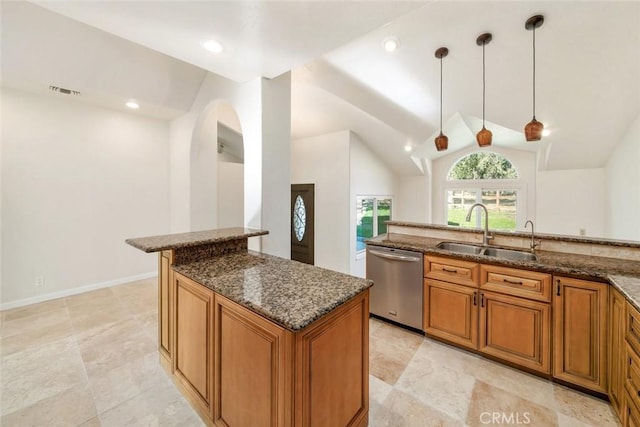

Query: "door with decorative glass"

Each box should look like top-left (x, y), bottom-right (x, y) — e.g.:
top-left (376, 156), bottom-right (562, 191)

top-left (291, 184), bottom-right (314, 265)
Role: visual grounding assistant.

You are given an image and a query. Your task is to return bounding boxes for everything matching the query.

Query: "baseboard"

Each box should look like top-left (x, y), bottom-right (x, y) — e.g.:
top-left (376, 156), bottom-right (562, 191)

top-left (0, 271), bottom-right (157, 311)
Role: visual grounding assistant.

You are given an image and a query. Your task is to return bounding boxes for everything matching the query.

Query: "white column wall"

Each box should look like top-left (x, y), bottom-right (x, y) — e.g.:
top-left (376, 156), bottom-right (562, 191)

top-left (291, 131), bottom-right (351, 273)
top-left (605, 113), bottom-right (640, 240)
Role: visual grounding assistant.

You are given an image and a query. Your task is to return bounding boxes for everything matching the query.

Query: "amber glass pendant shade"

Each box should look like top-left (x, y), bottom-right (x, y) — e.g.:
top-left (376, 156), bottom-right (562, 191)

top-left (525, 15), bottom-right (544, 142)
top-left (524, 117), bottom-right (543, 141)
top-left (435, 132), bottom-right (448, 151)
top-left (434, 47), bottom-right (449, 151)
top-left (476, 33), bottom-right (492, 147)
top-left (476, 127), bottom-right (492, 147)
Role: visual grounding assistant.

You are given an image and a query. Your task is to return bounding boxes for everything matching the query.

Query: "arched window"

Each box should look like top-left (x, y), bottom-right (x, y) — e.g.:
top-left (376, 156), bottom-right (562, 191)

top-left (445, 152), bottom-right (521, 231)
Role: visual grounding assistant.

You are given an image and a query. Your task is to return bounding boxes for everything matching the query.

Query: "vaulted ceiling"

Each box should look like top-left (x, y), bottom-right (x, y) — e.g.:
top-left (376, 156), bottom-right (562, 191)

top-left (2, 1), bottom-right (639, 175)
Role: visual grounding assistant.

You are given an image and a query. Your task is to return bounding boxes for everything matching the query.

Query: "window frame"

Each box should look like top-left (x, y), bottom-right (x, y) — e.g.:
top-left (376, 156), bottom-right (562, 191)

top-left (356, 195), bottom-right (393, 255)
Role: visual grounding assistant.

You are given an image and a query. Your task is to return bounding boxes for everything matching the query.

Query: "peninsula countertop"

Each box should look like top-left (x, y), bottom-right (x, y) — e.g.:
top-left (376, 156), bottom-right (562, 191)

top-left (125, 227), bottom-right (268, 253)
top-left (366, 233), bottom-right (640, 311)
top-left (172, 251), bottom-right (373, 331)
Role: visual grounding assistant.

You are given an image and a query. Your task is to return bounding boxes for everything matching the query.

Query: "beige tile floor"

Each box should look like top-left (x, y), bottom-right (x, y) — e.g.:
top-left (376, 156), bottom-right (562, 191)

top-left (0, 278), bottom-right (619, 426)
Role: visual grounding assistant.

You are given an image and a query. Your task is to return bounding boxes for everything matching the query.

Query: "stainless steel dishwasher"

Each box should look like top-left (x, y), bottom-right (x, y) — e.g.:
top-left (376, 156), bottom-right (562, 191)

top-left (366, 245), bottom-right (423, 330)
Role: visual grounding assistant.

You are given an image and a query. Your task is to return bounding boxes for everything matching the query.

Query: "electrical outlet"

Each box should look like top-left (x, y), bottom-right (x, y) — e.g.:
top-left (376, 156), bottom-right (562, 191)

top-left (34, 275), bottom-right (44, 287)
top-left (579, 228), bottom-right (586, 236)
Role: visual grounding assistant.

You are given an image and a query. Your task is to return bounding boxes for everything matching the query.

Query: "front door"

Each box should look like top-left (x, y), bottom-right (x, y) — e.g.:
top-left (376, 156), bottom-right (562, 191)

top-left (291, 184), bottom-right (314, 265)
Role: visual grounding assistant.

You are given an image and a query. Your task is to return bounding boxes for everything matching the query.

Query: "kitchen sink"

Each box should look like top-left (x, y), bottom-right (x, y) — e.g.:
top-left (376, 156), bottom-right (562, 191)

top-left (435, 242), bottom-right (484, 254)
top-left (482, 247), bottom-right (538, 261)
top-left (436, 242), bottom-right (538, 261)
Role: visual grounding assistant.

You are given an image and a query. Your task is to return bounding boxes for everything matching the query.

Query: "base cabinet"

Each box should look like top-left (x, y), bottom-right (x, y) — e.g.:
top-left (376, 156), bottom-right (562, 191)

top-left (423, 279), bottom-right (478, 350)
top-left (610, 288), bottom-right (627, 418)
top-left (170, 271), bottom-right (369, 427)
top-left (479, 291), bottom-right (551, 374)
top-left (553, 276), bottom-right (608, 393)
top-left (159, 250), bottom-right (174, 370)
top-left (173, 273), bottom-right (215, 419)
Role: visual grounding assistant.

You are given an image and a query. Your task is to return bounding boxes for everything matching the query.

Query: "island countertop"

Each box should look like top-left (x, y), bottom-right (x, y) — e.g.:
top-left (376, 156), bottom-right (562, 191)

top-left (125, 227), bottom-right (268, 252)
top-left (172, 251), bottom-right (373, 331)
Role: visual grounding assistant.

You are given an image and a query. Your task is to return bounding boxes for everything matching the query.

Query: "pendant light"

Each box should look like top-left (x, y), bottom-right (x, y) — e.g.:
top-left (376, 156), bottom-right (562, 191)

top-left (434, 47), bottom-right (449, 151)
top-left (476, 33), bottom-right (492, 147)
top-left (524, 15), bottom-right (545, 141)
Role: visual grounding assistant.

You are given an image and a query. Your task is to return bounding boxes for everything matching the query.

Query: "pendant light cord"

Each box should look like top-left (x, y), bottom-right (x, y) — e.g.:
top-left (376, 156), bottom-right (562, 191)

top-left (482, 42), bottom-right (486, 128)
top-left (532, 26), bottom-right (536, 118)
top-left (439, 55), bottom-right (443, 133)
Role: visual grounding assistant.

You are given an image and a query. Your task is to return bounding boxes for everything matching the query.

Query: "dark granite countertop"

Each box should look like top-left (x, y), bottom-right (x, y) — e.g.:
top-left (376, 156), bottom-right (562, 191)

top-left (366, 234), bottom-right (640, 311)
top-left (125, 227), bottom-right (268, 253)
top-left (172, 251), bottom-right (373, 331)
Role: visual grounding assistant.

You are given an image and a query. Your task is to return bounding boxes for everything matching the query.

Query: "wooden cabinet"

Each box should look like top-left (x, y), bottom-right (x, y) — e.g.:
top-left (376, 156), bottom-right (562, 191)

top-left (170, 271), bottom-right (369, 427)
top-left (158, 250), bottom-right (174, 371)
top-left (173, 273), bottom-right (215, 420)
top-left (214, 294), bottom-right (292, 427)
top-left (479, 290), bottom-right (551, 374)
top-left (626, 343), bottom-right (640, 413)
top-left (627, 302), bottom-right (640, 354)
top-left (424, 279), bottom-right (478, 350)
top-left (425, 255), bottom-right (480, 287)
top-left (480, 264), bottom-right (551, 302)
top-left (423, 257), bottom-right (551, 374)
top-left (553, 276), bottom-right (608, 393)
top-left (610, 288), bottom-right (627, 418)
top-left (624, 393), bottom-right (640, 427)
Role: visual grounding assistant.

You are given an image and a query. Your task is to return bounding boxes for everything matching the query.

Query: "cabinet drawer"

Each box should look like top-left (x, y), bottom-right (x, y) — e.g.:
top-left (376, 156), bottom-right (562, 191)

top-left (627, 343), bottom-right (640, 409)
top-left (425, 256), bottom-right (479, 287)
top-left (628, 391), bottom-right (640, 427)
top-left (628, 302), bottom-right (640, 355)
top-left (480, 265), bottom-right (551, 302)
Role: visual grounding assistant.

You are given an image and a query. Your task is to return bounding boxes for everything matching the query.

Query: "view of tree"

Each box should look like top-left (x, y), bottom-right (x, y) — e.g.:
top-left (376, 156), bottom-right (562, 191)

top-left (448, 152), bottom-right (518, 180)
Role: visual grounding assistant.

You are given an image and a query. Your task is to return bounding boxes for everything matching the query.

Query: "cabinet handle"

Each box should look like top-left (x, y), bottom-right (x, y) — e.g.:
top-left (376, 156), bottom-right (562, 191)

top-left (556, 280), bottom-right (561, 296)
top-left (481, 293), bottom-right (485, 308)
top-left (503, 278), bottom-right (523, 285)
top-left (473, 292), bottom-right (477, 306)
top-left (442, 267), bottom-right (458, 273)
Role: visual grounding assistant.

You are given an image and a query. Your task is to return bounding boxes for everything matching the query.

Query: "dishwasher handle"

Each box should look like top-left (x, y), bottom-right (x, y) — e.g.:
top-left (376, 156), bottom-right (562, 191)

top-left (368, 250), bottom-right (421, 262)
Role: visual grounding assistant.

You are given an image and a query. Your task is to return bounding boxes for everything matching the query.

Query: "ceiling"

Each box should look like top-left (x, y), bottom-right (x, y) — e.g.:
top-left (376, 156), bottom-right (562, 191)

top-left (2, 1), bottom-right (639, 175)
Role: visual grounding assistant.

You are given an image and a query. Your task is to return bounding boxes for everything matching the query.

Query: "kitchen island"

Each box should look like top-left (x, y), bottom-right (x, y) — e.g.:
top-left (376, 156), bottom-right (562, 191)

top-left (126, 228), bottom-right (372, 427)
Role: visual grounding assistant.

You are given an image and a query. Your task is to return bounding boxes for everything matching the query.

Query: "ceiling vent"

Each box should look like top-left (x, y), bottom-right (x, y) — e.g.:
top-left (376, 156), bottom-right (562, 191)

top-left (48, 85), bottom-right (81, 96)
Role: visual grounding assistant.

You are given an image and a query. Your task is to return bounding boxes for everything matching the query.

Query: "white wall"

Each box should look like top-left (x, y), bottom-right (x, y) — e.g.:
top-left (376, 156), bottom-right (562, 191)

top-left (1, 88), bottom-right (170, 307)
top-left (605, 113), bottom-right (640, 241)
top-left (291, 131), bottom-right (351, 273)
top-left (395, 174), bottom-right (431, 224)
top-left (171, 72), bottom-right (291, 257)
top-left (349, 133), bottom-right (398, 277)
top-left (536, 168), bottom-right (605, 237)
top-left (218, 163), bottom-right (245, 228)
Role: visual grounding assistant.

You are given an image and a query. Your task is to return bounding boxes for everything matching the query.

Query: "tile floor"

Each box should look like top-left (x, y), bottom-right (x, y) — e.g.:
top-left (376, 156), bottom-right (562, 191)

top-left (0, 278), bottom-right (619, 426)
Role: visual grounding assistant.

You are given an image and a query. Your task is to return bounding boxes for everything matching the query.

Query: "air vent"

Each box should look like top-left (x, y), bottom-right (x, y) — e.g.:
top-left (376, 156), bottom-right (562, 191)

top-left (49, 85), bottom-right (80, 96)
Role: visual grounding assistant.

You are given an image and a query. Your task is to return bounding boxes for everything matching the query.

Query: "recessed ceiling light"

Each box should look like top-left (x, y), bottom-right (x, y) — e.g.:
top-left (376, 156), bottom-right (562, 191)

top-left (383, 37), bottom-right (399, 53)
top-left (542, 129), bottom-right (551, 137)
top-left (404, 144), bottom-right (412, 152)
top-left (126, 100), bottom-right (139, 109)
top-left (202, 39), bottom-right (224, 54)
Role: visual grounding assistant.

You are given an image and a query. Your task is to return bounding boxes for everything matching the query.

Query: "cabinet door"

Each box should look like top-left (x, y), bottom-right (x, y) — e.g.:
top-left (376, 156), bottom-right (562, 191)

top-left (479, 291), bottom-right (550, 374)
top-left (553, 276), bottom-right (608, 393)
top-left (214, 295), bottom-right (292, 427)
top-left (173, 273), bottom-right (214, 420)
top-left (158, 250), bottom-right (173, 371)
top-left (610, 288), bottom-right (627, 417)
top-left (424, 279), bottom-right (478, 350)
top-left (626, 390), bottom-right (640, 427)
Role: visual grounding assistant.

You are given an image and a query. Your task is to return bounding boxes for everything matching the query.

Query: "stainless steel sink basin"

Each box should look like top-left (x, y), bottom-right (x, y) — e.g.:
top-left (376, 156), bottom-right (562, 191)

top-left (436, 242), bottom-right (538, 261)
top-left (482, 247), bottom-right (538, 261)
top-left (435, 242), bottom-right (484, 255)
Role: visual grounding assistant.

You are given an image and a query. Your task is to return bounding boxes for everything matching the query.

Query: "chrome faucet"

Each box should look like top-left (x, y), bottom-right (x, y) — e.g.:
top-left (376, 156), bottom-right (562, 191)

top-left (524, 220), bottom-right (540, 252)
top-left (465, 203), bottom-right (493, 245)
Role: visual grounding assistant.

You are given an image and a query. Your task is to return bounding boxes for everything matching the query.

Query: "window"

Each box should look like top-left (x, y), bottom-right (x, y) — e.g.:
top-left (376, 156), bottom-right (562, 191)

top-left (356, 196), bottom-right (392, 252)
top-left (446, 152), bottom-right (520, 231)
